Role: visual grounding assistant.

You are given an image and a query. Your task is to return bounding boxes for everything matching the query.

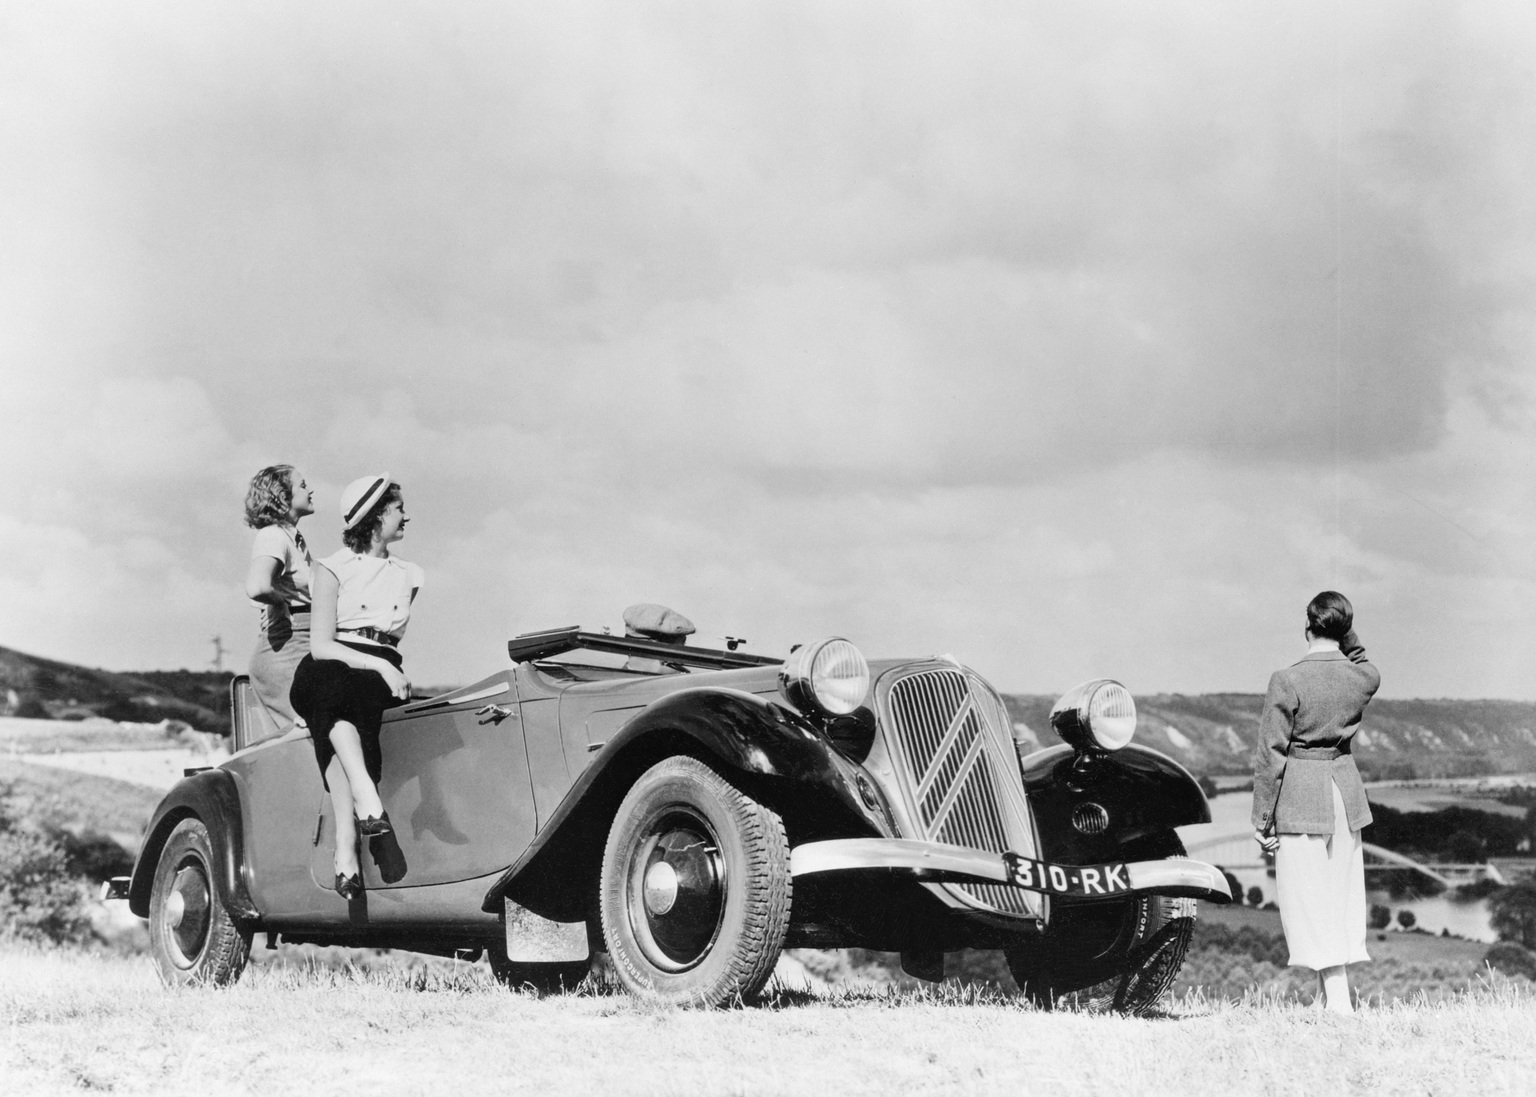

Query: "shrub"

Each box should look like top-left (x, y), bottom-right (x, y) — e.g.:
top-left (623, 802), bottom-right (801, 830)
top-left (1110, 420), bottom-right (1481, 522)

top-left (1482, 941), bottom-right (1536, 981)
top-left (1397, 910), bottom-right (1417, 930)
top-left (1246, 886), bottom-right (1264, 907)
top-left (0, 784), bottom-right (93, 946)
top-left (1368, 904), bottom-right (1391, 930)
top-left (58, 830), bottom-right (134, 883)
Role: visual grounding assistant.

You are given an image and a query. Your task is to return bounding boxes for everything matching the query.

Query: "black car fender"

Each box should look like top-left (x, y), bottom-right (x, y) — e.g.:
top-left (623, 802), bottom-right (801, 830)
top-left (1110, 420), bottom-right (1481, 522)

top-left (482, 687), bottom-right (890, 920)
top-left (1018, 743), bottom-right (1212, 864)
top-left (127, 768), bottom-right (260, 923)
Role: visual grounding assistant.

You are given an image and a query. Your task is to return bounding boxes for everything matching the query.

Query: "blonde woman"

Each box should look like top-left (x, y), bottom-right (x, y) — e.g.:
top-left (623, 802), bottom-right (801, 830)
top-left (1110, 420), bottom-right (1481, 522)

top-left (242, 465), bottom-right (315, 728)
top-left (1252, 591), bottom-right (1380, 1013)
top-left (289, 474), bottom-right (422, 899)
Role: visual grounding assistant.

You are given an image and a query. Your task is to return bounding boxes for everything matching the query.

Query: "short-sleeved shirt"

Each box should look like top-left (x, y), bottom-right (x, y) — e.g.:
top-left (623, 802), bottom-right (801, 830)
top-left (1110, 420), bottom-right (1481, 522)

top-left (249, 524), bottom-right (313, 611)
top-left (319, 549), bottom-right (424, 640)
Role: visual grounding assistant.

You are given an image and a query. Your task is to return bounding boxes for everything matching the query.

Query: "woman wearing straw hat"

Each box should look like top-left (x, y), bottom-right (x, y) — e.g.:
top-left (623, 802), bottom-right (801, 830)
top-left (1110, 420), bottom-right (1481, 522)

top-left (290, 473), bottom-right (423, 900)
top-left (1251, 590), bottom-right (1380, 1014)
top-left (242, 465), bottom-right (315, 729)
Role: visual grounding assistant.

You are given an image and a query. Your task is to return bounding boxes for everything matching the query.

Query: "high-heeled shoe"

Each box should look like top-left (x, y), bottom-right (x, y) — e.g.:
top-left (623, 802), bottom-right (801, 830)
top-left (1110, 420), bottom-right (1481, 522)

top-left (355, 810), bottom-right (392, 838)
top-left (335, 871), bottom-right (364, 901)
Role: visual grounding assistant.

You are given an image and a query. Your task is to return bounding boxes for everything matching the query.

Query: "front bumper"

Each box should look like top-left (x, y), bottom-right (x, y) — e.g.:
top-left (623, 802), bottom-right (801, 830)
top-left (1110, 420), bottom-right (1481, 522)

top-left (789, 838), bottom-right (1232, 903)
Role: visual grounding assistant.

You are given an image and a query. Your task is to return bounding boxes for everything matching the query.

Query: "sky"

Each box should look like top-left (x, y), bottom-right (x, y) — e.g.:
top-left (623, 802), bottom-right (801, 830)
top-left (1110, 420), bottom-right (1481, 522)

top-left (2, 2), bottom-right (1534, 699)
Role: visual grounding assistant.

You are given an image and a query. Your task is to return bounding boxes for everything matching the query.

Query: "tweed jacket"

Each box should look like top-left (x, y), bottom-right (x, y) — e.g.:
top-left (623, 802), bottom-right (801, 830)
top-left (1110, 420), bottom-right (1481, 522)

top-left (1251, 636), bottom-right (1380, 836)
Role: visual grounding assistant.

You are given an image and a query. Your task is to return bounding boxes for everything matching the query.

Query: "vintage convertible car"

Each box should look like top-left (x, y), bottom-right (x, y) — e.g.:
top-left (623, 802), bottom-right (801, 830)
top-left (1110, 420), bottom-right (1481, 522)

top-left (115, 627), bottom-right (1230, 1011)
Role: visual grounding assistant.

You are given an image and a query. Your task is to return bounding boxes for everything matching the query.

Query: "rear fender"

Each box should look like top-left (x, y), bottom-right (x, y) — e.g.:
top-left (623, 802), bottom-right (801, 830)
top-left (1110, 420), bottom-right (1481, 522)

top-left (481, 687), bottom-right (890, 920)
top-left (1019, 743), bottom-right (1211, 864)
top-left (127, 769), bottom-right (259, 922)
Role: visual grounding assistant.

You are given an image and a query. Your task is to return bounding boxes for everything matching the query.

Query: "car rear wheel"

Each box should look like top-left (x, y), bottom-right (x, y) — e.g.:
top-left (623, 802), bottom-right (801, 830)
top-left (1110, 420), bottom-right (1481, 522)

top-left (599, 756), bottom-right (790, 1006)
top-left (1004, 834), bottom-right (1196, 1016)
top-left (148, 818), bottom-right (252, 987)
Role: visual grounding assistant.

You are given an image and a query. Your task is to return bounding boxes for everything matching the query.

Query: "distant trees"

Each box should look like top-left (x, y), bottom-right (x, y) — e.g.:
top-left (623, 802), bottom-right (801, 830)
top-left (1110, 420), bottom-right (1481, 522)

top-left (1489, 881), bottom-right (1536, 950)
top-left (1443, 830), bottom-right (1488, 863)
top-left (1221, 871), bottom-right (1242, 903)
top-left (13, 697), bottom-right (50, 720)
top-left (1366, 803), bottom-right (1527, 862)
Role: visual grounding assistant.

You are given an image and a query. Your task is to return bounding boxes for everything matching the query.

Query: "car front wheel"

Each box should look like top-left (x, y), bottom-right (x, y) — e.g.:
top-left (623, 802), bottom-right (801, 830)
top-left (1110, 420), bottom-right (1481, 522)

top-left (599, 756), bottom-right (790, 1006)
top-left (147, 818), bottom-right (252, 987)
top-left (1004, 833), bottom-right (1196, 1016)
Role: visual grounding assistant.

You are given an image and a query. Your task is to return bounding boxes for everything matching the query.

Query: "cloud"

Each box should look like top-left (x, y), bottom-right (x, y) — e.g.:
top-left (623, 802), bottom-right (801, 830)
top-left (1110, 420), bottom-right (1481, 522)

top-left (2, 3), bottom-right (1534, 696)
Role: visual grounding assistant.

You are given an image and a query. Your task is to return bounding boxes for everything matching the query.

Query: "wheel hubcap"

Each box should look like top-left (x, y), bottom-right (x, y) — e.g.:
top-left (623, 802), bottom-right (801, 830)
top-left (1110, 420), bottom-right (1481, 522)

top-left (164, 861), bottom-right (212, 967)
top-left (643, 862), bottom-right (680, 915)
top-left (627, 811), bottom-right (726, 972)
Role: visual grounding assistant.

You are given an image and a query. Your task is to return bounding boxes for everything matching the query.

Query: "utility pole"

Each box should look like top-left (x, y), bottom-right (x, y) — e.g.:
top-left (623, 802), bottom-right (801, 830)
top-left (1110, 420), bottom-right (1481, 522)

top-left (210, 636), bottom-right (226, 674)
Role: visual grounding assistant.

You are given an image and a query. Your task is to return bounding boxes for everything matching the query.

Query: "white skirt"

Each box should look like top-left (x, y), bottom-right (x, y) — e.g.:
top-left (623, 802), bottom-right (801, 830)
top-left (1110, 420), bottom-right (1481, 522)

top-left (1275, 778), bottom-right (1371, 970)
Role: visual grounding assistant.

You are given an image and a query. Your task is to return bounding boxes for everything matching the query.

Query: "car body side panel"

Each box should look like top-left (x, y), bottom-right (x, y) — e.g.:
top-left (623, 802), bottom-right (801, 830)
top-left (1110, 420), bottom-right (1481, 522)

top-left (1018, 743), bottom-right (1211, 863)
top-left (482, 686), bottom-right (889, 919)
top-left (261, 872), bottom-right (504, 935)
top-left (299, 672), bottom-right (538, 893)
top-left (127, 769), bottom-right (259, 922)
top-left (224, 731), bottom-right (329, 917)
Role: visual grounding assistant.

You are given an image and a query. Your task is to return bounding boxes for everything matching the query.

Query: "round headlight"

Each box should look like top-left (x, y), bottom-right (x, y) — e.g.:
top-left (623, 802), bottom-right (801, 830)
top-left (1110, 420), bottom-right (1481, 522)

top-left (1049, 679), bottom-right (1137, 752)
top-left (780, 638), bottom-right (870, 716)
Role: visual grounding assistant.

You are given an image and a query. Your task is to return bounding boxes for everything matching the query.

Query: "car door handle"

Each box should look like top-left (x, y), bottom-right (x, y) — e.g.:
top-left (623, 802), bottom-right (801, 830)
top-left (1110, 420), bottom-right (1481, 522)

top-left (475, 704), bottom-right (516, 724)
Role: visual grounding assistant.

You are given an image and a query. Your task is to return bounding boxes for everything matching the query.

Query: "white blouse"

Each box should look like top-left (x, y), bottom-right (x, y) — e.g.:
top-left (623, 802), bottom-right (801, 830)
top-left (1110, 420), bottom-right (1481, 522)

top-left (249, 524), bottom-right (312, 610)
top-left (319, 549), bottom-right (424, 639)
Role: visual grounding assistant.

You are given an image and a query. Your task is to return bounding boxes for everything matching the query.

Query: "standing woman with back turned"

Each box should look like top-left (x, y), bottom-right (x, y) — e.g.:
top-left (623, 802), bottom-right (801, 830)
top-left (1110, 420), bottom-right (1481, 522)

top-left (243, 465), bottom-right (315, 729)
top-left (290, 474), bottom-right (423, 900)
top-left (1252, 591), bottom-right (1380, 1014)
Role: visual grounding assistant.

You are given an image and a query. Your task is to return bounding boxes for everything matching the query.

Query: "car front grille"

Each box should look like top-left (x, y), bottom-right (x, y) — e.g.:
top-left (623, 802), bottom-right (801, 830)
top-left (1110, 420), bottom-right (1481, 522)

top-left (880, 667), bottom-right (1039, 918)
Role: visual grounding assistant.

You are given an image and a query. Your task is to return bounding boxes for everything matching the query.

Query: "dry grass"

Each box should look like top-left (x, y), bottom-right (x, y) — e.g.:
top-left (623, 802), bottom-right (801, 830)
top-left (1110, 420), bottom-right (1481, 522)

top-left (3, 945), bottom-right (1533, 1097)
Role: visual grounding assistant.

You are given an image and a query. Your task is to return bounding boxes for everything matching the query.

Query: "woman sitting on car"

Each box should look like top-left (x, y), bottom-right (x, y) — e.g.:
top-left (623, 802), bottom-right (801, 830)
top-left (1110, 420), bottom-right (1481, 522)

top-left (243, 465), bottom-right (315, 729)
top-left (290, 473), bottom-right (423, 901)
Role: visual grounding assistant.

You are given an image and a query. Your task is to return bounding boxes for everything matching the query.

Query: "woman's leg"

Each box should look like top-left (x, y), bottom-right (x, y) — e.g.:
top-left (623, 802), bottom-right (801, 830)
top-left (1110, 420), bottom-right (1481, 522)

top-left (1319, 965), bottom-right (1352, 1013)
top-left (326, 755), bottom-right (360, 877)
top-left (328, 719), bottom-right (385, 820)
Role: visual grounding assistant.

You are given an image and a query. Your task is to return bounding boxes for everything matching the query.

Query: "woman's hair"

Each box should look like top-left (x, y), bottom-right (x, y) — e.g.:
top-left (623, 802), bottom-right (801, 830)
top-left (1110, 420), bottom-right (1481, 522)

top-left (244, 465), bottom-right (295, 529)
top-left (1306, 590), bottom-right (1354, 641)
top-left (342, 482), bottom-right (403, 552)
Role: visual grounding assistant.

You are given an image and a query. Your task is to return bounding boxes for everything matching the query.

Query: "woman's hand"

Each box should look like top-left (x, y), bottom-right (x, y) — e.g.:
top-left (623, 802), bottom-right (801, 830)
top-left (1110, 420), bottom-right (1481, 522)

top-left (378, 664), bottom-right (412, 700)
top-left (1254, 829), bottom-right (1278, 855)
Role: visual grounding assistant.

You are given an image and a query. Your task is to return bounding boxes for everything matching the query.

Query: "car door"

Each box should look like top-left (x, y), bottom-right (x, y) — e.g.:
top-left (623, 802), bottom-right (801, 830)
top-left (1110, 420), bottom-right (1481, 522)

top-left (308, 672), bottom-right (537, 891)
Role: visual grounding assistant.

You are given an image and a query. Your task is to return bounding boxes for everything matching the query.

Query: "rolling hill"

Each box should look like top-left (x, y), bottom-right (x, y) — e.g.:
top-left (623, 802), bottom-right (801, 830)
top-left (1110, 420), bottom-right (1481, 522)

top-left (4, 642), bottom-right (1536, 778)
top-left (1004, 693), bottom-right (1536, 780)
top-left (0, 644), bottom-right (231, 731)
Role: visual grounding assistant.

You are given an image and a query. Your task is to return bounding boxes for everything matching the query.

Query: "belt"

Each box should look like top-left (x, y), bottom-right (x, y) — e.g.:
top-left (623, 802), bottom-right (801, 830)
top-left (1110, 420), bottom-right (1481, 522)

top-left (340, 627), bottom-right (399, 648)
top-left (1287, 745), bottom-right (1346, 760)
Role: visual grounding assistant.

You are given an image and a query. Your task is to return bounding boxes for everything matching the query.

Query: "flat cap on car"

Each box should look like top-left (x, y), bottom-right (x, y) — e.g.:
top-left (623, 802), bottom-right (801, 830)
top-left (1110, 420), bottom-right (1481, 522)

top-left (623, 603), bottom-right (695, 643)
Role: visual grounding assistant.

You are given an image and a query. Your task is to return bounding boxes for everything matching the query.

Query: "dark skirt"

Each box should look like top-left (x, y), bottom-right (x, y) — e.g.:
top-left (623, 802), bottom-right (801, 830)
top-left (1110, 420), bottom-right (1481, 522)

top-left (289, 640), bottom-right (404, 789)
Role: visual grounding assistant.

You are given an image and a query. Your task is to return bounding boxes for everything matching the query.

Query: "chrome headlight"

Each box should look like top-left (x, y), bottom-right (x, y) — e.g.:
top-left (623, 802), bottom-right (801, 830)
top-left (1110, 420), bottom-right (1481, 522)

top-left (1049, 679), bottom-right (1136, 752)
top-left (780, 638), bottom-right (870, 716)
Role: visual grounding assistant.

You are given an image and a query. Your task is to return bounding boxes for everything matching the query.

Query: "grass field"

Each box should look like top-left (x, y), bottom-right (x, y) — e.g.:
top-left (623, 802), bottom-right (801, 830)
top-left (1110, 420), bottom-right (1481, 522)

top-left (0, 757), bottom-right (163, 849)
top-left (2, 945), bottom-right (1533, 1097)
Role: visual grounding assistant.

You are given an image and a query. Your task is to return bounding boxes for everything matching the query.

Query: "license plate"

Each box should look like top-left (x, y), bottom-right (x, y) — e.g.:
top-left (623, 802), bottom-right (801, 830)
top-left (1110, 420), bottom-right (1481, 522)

top-left (1001, 853), bottom-right (1130, 897)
